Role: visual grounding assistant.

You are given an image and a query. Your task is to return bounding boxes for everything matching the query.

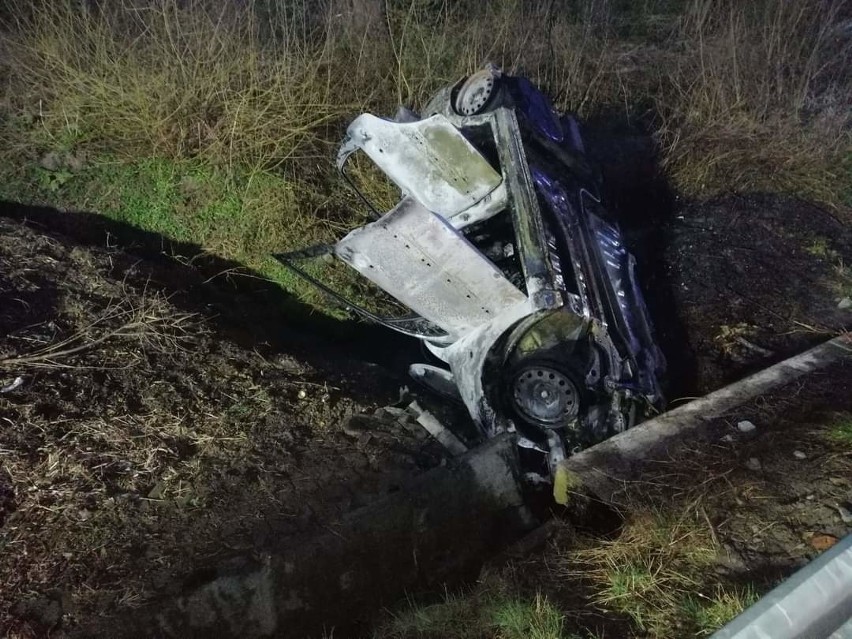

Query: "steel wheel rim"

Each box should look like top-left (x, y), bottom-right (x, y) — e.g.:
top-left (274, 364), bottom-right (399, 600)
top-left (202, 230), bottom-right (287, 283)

top-left (510, 365), bottom-right (579, 426)
top-left (454, 69), bottom-right (497, 116)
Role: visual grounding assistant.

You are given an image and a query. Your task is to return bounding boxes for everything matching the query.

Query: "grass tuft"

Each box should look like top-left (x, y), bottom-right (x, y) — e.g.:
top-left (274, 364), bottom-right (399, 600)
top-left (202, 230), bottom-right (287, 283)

top-left (681, 586), bottom-right (758, 636)
top-left (490, 594), bottom-right (567, 639)
top-left (562, 510), bottom-right (744, 637)
top-left (374, 584), bottom-right (572, 639)
top-left (827, 414), bottom-right (852, 446)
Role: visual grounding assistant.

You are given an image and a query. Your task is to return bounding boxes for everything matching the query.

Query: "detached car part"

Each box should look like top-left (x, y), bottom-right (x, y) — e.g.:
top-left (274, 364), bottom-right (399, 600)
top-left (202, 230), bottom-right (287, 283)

top-left (276, 67), bottom-right (666, 477)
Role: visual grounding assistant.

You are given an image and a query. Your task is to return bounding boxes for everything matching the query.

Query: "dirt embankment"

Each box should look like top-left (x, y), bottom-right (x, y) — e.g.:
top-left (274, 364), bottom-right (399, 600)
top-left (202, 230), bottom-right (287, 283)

top-left (0, 209), bottom-right (446, 637)
top-left (655, 193), bottom-right (851, 395)
top-left (0, 190), bottom-right (849, 637)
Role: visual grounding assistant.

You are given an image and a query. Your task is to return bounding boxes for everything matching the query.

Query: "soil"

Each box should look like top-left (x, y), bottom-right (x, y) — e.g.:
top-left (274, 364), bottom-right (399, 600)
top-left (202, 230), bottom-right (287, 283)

top-left (0, 188), bottom-right (849, 637)
top-left (588, 119), bottom-right (851, 396)
top-left (0, 209), bottom-right (446, 637)
top-left (652, 193), bottom-right (851, 396)
top-left (497, 358), bottom-right (852, 638)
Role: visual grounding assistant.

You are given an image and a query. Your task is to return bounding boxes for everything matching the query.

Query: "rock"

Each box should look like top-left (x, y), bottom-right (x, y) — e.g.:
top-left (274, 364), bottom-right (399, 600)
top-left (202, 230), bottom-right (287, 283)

top-left (297, 389), bottom-right (307, 400)
top-left (720, 434), bottom-right (735, 443)
top-left (341, 424), bottom-right (362, 439)
top-left (0, 376), bottom-right (24, 393)
top-left (274, 355), bottom-right (302, 373)
top-left (837, 503), bottom-right (852, 525)
top-left (65, 150), bottom-right (87, 172)
top-left (372, 406), bottom-right (407, 420)
top-left (716, 543), bottom-right (748, 573)
top-left (147, 481), bottom-right (166, 500)
top-left (745, 457), bottom-right (762, 471)
top-left (396, 386), bottom-right (411, 405)
top-left (341, 414), bottom-right (376, 438)
top-left (838, 297), bottom-right (852, 310)
top-left (793, 450), bottom-right (807, 460)
top-left (737, 420), bottom-right (757, 433)
top-left (39, 152), bottom-right (62, 172)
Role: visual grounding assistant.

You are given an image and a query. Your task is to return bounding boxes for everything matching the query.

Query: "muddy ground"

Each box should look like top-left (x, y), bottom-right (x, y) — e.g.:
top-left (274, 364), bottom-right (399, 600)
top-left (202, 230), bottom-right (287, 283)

top-left (0, 191), bottom-right (849, 637)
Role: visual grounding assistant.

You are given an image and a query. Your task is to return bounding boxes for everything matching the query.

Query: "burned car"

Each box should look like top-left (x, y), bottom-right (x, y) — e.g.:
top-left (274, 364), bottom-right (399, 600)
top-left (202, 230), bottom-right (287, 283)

top-left (277, 67), bottom-right (665, 476)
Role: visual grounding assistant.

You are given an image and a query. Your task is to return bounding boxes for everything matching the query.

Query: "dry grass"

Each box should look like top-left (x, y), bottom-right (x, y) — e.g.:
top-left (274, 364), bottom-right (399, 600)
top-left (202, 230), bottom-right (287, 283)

top-left (0, 287), bottom-right (197, 369)
top-left (546, 437), bottom-right (764, 636)
top-left (551, 369), bottom-right (852, 638)
top-left (0, 297), bottom-right (217, 629)
top-left (0, 0), bottom-right (848, 208)
top-left (0, 0), bottom-right (347, 169)
top-left (0, 0), bottom-right (848, 315)
top-left (657, 0), bottom-right (852, 203)
top-left (373, 576), bottom-right (570, 639)
top-left (561, 510), bottom-right (739, 636)
top-left (1, 213), bottom-right (451, 636)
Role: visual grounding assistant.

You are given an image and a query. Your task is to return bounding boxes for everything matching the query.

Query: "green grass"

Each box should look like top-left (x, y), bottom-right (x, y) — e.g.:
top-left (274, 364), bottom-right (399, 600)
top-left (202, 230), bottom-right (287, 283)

top-left (373, 510), bottom-right (755, 639)
top-left (602, 563), bottom-right (660, 614)
top-left (0, 148), bottom-right (367, 310)
top-left (805, 237), bottom-right (839, 261)
top-left (561, 511), bottom-right (750, 638)
top-left (680, 587), bottom-right (759, 636)
top-left (374, 587), bottom-right (575, 639)
top-left (491, 595), bottom-right (568, 639)
top-left (827, 414), bottom-right (852, 446)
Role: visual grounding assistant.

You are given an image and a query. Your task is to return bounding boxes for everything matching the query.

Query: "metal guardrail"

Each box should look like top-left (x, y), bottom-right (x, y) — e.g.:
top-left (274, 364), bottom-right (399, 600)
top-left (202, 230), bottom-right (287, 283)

top-left (711, 533), bottom-right (852, 639)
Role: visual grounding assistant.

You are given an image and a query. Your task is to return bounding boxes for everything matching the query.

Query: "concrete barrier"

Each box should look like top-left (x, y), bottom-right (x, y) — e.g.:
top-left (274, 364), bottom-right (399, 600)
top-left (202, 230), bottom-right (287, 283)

top-left (114, 435), bottom-right (534, 638)
top-left (554, 335), bottom-right (851, 506)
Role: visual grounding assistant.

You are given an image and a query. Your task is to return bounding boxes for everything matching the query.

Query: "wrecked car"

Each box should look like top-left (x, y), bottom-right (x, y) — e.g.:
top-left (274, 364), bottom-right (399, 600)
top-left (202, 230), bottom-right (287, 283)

top-left (277, 67), bottom-right (665, 477)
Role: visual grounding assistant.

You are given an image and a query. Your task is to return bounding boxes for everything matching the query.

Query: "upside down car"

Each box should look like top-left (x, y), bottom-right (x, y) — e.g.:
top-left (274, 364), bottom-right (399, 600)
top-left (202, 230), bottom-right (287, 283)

top-left (277, 66), bottom-right (666, 479)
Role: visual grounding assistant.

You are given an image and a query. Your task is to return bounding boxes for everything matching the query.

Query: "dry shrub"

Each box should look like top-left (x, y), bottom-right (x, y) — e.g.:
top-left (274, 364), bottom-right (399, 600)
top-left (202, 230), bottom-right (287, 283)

top-left (2, 0), bottom-right (347, 169)
top-left (0, 0), bottom-right (849, 205)
top-left (659, 0), bottom-right (852, 201)
top-left (0, 0), bottom-right (619, 167)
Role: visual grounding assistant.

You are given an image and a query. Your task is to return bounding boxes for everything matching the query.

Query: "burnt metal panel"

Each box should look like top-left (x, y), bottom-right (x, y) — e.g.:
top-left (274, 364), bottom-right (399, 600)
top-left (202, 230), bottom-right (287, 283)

top-left (336, 113), bottom-right (502, 217)
top-left (490, 108), bottom-right (559, 311)
top-left (334, 196), bottom-right (528, 340)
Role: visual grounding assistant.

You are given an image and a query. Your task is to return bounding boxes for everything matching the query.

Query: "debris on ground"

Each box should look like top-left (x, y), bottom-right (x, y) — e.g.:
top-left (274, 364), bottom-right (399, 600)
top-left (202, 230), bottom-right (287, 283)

top-left (745, 457), bottom-right (763, 471)
top-left (738, 420), bottom-right (757, 433)
top-left (386, 361), bottom-right (852, 639)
